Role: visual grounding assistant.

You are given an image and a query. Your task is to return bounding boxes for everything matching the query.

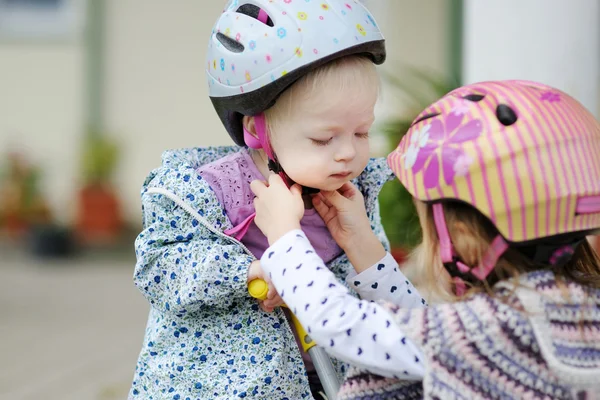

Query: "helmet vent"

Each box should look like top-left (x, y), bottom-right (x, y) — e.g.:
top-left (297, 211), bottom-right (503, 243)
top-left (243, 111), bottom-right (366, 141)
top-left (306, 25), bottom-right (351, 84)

top-left (496, 104), bottom-right (518, 126)
top-left (463, 94), bottom-right (485, 102)
top-left (216, 32), bottom-right (245, 53)
top-left (412, 112), bottom-right (440, 126)
top-left (237, 4), bottom-right (274, 27)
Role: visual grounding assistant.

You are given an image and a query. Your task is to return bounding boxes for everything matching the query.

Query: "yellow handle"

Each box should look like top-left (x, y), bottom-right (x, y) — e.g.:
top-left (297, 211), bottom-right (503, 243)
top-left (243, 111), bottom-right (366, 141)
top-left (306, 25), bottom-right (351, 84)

top-left (248, 278), bottom-right (316, 353)
top-left (248, 279), bottom-right (269, 300)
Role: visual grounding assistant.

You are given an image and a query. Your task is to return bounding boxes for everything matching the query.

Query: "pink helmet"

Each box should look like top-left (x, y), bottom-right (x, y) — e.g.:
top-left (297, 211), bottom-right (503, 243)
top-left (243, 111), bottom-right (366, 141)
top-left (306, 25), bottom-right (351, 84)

top-left (388, 80), bottom-right (600, 289)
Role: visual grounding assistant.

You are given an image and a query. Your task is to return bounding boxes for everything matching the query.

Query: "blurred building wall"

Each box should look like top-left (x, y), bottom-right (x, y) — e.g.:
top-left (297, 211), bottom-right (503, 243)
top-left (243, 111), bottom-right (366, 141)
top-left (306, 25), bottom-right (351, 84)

top-left (0, 39), bottom-right (85, 225)
top-left (463, 0), bottom-right (600, 117)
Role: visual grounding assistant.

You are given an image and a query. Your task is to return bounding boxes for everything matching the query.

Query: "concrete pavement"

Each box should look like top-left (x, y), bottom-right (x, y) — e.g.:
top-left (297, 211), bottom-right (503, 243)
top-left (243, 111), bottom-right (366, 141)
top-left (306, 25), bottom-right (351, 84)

top-left (0, 250), bottom-right (148, 400)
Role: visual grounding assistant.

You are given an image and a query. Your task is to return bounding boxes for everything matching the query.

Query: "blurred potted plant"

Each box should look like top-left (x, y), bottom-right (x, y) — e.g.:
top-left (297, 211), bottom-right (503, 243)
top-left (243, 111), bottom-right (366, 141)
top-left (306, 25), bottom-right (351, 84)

top-left (377, 66), bottom-right (459, 262)
top-left (0, 151), bottom-right (76, 257)
top-left (75, 131), bottom-right (123, 243)
top-left (0, 152), bottom-right (53, 239)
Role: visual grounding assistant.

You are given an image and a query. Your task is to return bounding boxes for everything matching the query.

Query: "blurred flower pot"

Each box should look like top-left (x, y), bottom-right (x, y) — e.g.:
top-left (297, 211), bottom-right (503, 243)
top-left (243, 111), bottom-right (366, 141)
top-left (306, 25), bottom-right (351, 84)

top-left (75, 183), bottom-right (122, 243)
top-left (4, 213), bottom-right (28, 238)
top-left (76, 132), bottom-right (122, 244)
top-left (28, 224), bottom-right (75, 258)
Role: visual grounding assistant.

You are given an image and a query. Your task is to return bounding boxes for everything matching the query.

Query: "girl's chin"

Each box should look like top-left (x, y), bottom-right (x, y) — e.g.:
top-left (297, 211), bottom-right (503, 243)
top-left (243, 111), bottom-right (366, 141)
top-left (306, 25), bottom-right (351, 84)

top-left (299, 182), bottom-right (346, 193)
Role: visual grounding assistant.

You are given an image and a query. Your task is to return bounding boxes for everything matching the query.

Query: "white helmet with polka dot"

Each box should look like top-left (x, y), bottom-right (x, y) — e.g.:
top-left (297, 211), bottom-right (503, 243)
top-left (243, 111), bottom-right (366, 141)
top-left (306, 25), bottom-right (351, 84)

top-left (207, 0), bottom-right (386, 145)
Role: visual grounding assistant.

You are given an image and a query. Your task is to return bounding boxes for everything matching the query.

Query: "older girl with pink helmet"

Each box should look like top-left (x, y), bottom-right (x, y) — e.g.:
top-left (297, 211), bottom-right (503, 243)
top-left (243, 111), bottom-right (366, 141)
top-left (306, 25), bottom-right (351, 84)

top-left (251, 80), bottom-right (600, 399)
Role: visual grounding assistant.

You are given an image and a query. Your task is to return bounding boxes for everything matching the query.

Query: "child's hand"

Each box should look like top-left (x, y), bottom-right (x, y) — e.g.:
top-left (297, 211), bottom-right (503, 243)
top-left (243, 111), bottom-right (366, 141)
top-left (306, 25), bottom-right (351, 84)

top-left (312, 182), bottom-right (371, 250)
top-left (313, 182), bottom-right (386, 272)
top-left (250, 174), bottom-right (304, 245)
top-left (248, 260), bottom-right (284, 312)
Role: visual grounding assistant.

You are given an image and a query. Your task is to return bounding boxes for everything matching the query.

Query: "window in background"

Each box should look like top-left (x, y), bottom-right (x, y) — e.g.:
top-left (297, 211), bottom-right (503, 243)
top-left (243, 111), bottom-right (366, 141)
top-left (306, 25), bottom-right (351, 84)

top-left (0, 0), bottom-right (85, 39)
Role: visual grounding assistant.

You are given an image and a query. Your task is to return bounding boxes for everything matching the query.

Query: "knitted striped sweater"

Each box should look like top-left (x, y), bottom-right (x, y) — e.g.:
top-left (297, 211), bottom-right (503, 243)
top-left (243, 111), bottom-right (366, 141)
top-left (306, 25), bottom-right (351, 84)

top-left (338, 270), bottom-right (600, 399)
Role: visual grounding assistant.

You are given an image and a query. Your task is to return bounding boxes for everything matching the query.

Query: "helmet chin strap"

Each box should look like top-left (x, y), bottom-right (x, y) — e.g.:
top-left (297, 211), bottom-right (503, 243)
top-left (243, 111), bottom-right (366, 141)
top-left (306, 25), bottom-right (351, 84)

top-left (432, 202), bottom-right (586, 297)
top-left (433, 203), bottom-right (508, 296)
top-left (244, 113), bottom-right (320, 195)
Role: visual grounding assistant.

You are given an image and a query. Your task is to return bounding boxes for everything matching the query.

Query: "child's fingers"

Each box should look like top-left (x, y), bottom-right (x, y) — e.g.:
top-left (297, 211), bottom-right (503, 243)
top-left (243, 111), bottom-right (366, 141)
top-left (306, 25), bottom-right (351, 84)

top-left (250, 179), bottom-right (267, 196)
top-left (290, 184), bottom-right (302, 197)
top-left (246, 260), bottom-right (262, 283)
top-left (318, 192), bottom-right (334, 208)
top-left (312, 194), bottom-right (329, 215)
top-left (267, 173), bottom-right (286, 188)
top-left (267, 285), bottom-right (277, 300)
top-left (263, 296), bottom-right (284, 310)
top-left (259, 301), bottom-right (274, 313)
top-left (321, 188), bottom-right (348, 208)
top-left (337, 181), bottom-right (359, 199)
top-left (264, 280), bottom-right (283, 303)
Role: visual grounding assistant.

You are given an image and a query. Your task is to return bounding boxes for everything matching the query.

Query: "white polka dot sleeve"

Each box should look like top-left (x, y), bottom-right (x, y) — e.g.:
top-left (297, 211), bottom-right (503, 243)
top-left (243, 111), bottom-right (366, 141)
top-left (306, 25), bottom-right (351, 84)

top-left (261, 230), bottom-right (425, 380)
top-left (346, 253), bottom-right (428, 308)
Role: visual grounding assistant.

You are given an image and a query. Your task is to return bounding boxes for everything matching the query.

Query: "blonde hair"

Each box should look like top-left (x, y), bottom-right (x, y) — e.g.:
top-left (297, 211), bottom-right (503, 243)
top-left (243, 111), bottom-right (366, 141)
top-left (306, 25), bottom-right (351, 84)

top-left (263, 55), bottom-right (380, 135)
top-left (405, 199), bottom-right (600, 304)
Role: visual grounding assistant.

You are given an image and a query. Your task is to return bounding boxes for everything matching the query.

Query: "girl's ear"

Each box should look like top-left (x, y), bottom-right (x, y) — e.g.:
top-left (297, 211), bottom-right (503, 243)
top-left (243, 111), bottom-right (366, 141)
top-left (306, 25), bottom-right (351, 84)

top-left (242, 116), bottom-right (258, 139)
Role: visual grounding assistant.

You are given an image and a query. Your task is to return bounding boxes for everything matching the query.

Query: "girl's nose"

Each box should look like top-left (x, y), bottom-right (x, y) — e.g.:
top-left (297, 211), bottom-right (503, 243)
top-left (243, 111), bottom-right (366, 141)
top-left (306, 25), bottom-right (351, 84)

top-left (334, 137), bottom-right (356, 162)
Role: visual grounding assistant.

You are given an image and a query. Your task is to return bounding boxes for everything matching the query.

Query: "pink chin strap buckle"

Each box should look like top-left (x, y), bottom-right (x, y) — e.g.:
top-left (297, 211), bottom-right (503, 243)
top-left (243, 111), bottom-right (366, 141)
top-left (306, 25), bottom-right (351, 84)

top-left (225, 113), bottom-right (289, 241)
top-left (453, 277), bottom-right (467, 296)
top-left (433, 203), bottom-right (508, 295)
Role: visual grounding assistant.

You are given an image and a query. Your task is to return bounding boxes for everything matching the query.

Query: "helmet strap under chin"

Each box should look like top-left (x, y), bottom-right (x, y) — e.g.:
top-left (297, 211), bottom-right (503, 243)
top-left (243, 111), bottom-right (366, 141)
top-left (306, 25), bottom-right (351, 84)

top-left (245, 113), bottom-right (320, 195)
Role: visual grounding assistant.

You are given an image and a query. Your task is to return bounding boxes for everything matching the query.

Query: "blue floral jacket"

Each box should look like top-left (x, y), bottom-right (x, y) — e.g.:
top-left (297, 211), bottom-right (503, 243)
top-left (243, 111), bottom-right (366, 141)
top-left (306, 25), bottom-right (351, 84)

top-left (129, 146), bottom-right (393, 399)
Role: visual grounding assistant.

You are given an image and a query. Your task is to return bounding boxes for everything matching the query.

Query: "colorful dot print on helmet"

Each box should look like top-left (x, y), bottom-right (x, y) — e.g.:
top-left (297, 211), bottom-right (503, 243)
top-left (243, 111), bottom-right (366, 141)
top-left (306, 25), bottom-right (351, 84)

top-left (206, 0), bottom-right (386, 145)
top-left (388, 80), bottom-right (600, 244)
